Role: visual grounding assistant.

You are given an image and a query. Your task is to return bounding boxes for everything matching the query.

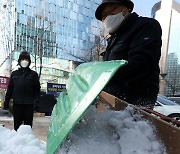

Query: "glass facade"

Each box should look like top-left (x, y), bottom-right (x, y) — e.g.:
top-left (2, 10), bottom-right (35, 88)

top-left (152, 0), bottom-right (180, 96)
top-left (13, 0), bottom-right (101, 62)
top-left (165, 8), bottom-right (180, 96)
top-left (0, 0), bottom-right (15, 69)
top-left (0, 0), bottom-right (102, 90)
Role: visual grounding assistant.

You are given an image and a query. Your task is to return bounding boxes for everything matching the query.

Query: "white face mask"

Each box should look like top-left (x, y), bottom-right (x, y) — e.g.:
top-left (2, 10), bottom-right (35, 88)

top-left (103, 12), bottom-right (125, 34)
top-left (20, 60), bottom-right (29, 68)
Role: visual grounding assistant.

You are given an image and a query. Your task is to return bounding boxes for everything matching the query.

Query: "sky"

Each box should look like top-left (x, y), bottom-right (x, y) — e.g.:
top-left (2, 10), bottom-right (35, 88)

top-left (0, 106), bottom-right (167, 154)
top-left (133, 0), bottom-right (180, 17)
top-left (132, 0), bottom-right (160, 17)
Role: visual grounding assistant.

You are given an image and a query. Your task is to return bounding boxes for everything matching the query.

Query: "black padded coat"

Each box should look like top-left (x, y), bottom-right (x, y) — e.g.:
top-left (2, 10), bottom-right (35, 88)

top-left (103, 12), bottom-right (162, 107)
top-left (5, 67), bottom-right (40, 105)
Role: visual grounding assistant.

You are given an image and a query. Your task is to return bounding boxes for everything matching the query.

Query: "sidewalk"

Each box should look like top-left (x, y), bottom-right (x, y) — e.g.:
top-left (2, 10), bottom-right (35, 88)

top-left (0, 109), bottom-right (50, 142)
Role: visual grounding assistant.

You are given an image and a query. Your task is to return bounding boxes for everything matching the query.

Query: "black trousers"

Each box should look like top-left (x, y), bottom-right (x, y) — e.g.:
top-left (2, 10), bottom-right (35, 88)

top-left (13, 104), bottom-right (34, 131)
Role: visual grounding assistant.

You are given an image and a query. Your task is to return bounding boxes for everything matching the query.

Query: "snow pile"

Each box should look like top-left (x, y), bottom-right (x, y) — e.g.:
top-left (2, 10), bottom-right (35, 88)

top-left (0, 105), bottom-right (167, 154)
top-left (57, 105), bottom-right (166, 154)
top-left (0, 125), bottom-right (45, 154)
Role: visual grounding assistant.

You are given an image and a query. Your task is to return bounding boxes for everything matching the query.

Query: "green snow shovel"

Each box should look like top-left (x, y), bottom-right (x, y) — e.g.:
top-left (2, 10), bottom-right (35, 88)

top-left (46, 60), bottom-right (127, 154)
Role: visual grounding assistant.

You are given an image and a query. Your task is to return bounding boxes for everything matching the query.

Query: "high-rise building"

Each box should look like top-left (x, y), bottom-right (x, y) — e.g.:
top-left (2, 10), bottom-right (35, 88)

top-left (152, 0), bottom-right (180, 96)
top-left (0, 0), bottom-right (101, 90)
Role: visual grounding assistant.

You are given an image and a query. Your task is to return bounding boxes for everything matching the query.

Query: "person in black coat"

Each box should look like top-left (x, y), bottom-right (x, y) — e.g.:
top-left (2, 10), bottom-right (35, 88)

top-left (95, 0), bottom-right (162, 108)
top-left (3, 51), bottom-right (40, 131)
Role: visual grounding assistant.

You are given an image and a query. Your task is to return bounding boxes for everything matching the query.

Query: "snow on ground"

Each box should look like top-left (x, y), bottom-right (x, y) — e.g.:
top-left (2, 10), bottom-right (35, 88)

top-left (0, 125), bottom-right (46, 154)
top-left (0, 105), bottom-right (167, 154)
top-left (57, 106), bottom-right (167, 154)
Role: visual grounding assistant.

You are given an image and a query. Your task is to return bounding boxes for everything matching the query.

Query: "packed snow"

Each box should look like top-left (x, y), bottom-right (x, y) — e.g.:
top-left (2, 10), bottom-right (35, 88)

top-left (0, 124), bottom-right (45, 154)
top-left (0, 105), bottom-right (167, 154)
top-left (57, 105), bottom-right (166, 154)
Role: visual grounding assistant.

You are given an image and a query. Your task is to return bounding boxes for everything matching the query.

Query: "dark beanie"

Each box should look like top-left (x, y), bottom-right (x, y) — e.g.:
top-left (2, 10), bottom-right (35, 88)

top-left (95, 0), bottom-right (134, 20)
top-left (18, 51), bottom-right (31, 64)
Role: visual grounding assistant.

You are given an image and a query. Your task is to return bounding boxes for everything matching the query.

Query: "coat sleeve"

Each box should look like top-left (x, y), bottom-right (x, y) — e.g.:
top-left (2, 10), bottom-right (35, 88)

top-left (5, 73), bottom-right (14, 102)
top-left (33, 72), bottom-right (41, 100)
top-left (115, 19), bottom-right (162, 83)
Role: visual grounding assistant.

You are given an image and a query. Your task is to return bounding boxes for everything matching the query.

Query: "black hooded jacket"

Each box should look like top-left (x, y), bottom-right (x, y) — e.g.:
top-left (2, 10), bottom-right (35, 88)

top-left (5, 67), bottom-right (40, 105)
top-left (103, 12), bottom-right (162, 105)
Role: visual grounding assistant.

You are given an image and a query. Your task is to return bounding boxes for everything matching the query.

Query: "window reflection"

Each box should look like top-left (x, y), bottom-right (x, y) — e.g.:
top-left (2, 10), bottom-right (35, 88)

top-left (13, 0), bottom-right (102, 63)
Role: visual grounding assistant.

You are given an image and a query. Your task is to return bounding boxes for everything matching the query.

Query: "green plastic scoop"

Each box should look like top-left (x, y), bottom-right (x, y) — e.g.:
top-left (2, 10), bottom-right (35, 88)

top-left (46, 60), bottom-right (127, 154)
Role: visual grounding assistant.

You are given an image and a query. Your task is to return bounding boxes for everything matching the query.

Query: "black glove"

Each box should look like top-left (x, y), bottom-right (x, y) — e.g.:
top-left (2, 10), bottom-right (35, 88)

top-left (3, 101), bottom-right (9, 110)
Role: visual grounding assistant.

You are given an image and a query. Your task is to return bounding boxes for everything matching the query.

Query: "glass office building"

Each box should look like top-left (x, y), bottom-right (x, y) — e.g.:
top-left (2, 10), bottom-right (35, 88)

top-left (0, 0), bottom-right (15, 76)
top-left (0, 0), bottom-right (101, 90)
top-left (152, 0), bottom-right (180, 96)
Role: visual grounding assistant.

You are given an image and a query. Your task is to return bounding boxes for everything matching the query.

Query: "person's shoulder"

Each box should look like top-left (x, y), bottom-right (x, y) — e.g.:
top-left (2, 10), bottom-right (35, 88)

top-left (137, 15), bottom-right (161, 26)
top-left (30, 69), bottom-right (38, 75)
top-left (11, 69), bottom-right (19, 75)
